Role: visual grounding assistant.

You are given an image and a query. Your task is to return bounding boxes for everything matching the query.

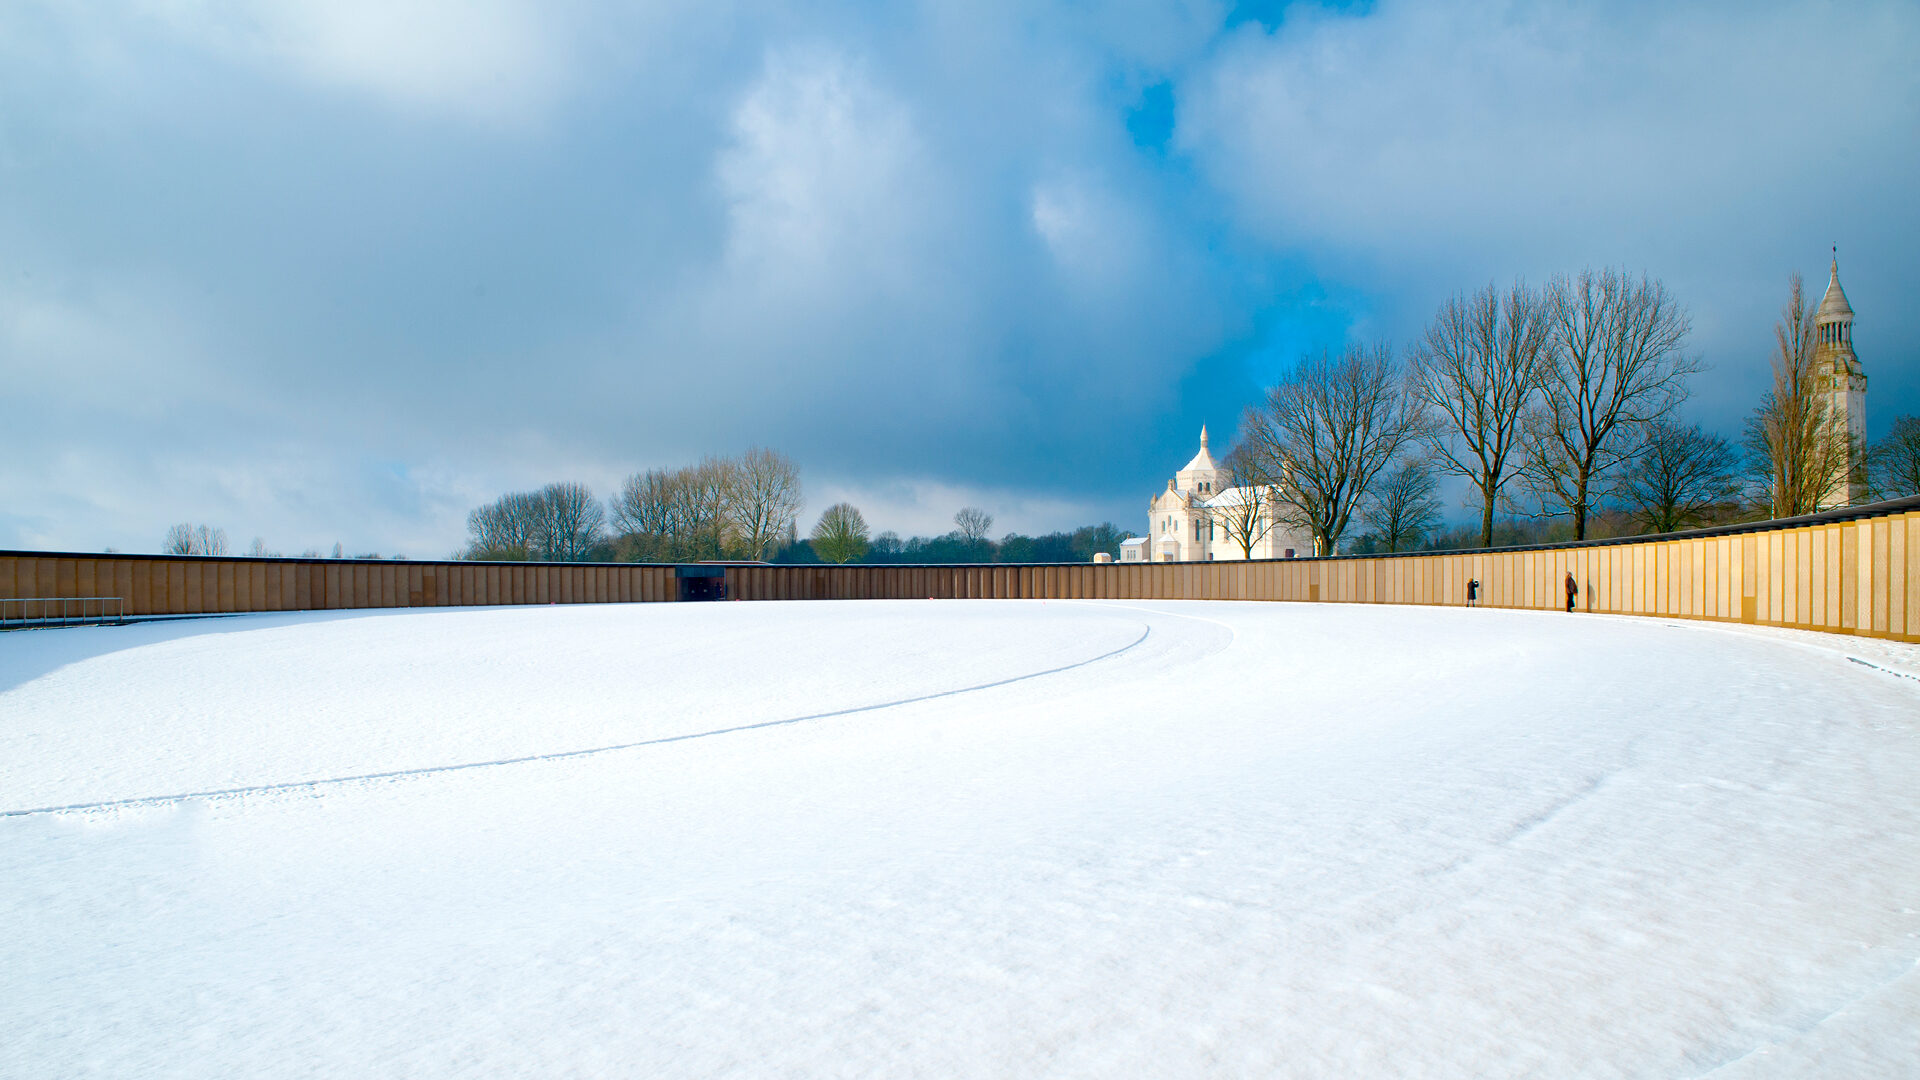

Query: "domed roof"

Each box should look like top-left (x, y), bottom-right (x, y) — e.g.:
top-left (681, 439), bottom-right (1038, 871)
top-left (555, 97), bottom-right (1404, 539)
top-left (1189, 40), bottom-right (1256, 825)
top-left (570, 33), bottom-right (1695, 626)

top-left (1818, 258), bottom-right (1853, 319)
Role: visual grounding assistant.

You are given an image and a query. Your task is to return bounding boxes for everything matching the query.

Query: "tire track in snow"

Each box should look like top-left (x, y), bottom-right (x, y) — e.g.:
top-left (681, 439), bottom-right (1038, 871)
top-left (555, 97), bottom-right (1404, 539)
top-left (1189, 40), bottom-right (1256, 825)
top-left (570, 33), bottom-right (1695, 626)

top-left (2, 621), bottom-right (1154, 820)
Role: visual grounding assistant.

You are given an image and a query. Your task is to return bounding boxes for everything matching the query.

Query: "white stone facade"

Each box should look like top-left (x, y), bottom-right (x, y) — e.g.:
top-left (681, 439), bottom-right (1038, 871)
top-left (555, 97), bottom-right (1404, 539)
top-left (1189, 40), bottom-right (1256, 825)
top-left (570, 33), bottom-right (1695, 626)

top-left (1119, 428), bottom-right (1315, 562)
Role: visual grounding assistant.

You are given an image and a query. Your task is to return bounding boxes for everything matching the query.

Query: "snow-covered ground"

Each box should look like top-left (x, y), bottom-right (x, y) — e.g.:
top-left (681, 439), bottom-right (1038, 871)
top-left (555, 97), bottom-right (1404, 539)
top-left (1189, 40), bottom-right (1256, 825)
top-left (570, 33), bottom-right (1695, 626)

top-left (3, 600), bottom-right (1916, 1078)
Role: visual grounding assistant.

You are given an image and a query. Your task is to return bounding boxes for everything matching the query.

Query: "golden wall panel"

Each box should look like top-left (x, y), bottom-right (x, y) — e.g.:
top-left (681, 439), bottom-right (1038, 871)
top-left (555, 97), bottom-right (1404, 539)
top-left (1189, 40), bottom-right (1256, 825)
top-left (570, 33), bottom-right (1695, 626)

top-left (7, 504), bottom-right (1919, 641)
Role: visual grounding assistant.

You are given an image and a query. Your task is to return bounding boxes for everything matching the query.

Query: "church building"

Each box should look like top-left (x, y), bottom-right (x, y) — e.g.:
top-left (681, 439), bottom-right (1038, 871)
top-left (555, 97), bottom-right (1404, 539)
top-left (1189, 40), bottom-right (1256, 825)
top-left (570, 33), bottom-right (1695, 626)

top-left (1118, 428), bottom-right (1315, 563)
top-left (1814, 255), bottom-right (1869, 508)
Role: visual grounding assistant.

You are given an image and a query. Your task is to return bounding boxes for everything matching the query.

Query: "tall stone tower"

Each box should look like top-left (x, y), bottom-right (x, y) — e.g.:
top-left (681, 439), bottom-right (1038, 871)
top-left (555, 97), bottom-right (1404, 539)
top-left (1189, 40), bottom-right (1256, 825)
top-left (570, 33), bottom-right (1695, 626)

top-left (1814, 253), bottom-right (1868, 507)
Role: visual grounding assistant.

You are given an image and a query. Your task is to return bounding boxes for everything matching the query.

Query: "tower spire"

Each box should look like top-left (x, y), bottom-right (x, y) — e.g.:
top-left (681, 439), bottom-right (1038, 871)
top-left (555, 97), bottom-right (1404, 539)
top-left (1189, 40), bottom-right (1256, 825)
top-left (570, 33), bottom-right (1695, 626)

top-left (1200, 425), bottom-right (1209, 451)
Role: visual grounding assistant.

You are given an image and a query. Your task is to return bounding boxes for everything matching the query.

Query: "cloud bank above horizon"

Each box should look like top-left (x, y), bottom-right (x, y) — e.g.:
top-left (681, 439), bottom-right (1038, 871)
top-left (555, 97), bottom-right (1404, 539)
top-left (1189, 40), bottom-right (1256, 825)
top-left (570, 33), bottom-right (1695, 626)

top-left (3, 0), bottom-right (1915, 555)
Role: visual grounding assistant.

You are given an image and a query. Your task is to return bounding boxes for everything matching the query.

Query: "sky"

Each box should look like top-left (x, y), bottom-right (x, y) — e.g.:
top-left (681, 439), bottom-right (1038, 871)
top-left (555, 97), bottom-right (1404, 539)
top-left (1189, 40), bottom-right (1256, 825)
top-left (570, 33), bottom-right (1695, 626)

top-left (2, 0), bottom-right (1916, 556)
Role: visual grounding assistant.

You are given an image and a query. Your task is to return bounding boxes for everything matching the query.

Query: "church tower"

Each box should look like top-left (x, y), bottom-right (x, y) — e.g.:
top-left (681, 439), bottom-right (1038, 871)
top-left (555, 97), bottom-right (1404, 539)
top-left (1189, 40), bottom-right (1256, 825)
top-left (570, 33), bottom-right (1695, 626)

top-left (1814, 253), bottom-right (1868, 507)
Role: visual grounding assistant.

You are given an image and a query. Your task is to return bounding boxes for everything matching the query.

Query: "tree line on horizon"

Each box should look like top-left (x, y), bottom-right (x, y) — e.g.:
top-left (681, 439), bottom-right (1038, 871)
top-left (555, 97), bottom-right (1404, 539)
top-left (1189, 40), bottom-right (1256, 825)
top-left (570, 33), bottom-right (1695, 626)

top-left (156, 266), bottom-right (1917, 564)
top-left (458, 448), bottom-right (803, 563)
top-left (1218, 267), bottom-right (1918, 559)
top-left (453, 450), bottom-right (1137, 566)
top-left (159, 525), bottom-right (373, 561)
top-left (802, 503), bottom-right (1132, 565)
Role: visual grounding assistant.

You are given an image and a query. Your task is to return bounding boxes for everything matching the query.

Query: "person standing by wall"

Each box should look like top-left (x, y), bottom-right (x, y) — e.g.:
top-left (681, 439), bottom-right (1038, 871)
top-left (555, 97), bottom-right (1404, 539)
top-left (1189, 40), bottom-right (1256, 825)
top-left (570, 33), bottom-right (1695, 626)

top-left (1564, 571), bottom-right (1578, 612)
top-left (1467, 579), bottom-right (1479, 607)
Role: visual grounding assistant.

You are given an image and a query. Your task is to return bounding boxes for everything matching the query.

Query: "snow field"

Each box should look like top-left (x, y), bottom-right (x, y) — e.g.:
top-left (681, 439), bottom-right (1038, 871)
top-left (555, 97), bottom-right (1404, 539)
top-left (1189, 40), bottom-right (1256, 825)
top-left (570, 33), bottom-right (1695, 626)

top-left (2, 600), bottom-right (1917, 1077)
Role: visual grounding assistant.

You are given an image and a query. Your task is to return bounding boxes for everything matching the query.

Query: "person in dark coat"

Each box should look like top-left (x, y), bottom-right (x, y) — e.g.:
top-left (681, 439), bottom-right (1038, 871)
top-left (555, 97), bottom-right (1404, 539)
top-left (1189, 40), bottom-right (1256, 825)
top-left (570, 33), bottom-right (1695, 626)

top-left (1564, 571), bottom-right (1578, 612)
top-left (1467, 579), bottom-right (1479, 606)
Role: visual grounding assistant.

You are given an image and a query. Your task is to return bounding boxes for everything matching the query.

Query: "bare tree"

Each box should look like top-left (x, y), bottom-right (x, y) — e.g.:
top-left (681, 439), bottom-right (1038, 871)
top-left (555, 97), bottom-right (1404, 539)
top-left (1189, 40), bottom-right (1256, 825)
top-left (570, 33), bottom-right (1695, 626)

top-left (727, 447), bottom-right (803, 560)
top-left (1617, 421), bottom-right (1742, 534)
top-left (464, 484), bottom-right (606, 561)
top-left (1243, 343), bottom-right (1427, 557)
top-left (1411, 281), bottom-right (1553, 547)
top-left (812, 502), bottom-right (870, 563)
top-left (681, 456), bottom-right (739, 560)
top-left (954, 507), bottom-right (994, 544)
top-left (163, 523), bottom-right (229, 555)
top-left (465, 490), bottom-right (545, 560)
top-left (1362, 458), bottom-right (1442, 553)
top-left (1204, 444), bottom-right (1279, 558)
top-left (610, 453), bottom-right (789, 561)
top-left (609, 469), bottom-right (680, 537)
top-left (608, 449), bottom-right (804, 561)
top-left (1744, 274), bottom-right (1855, 518)
top-left (534, 482), bottom-right (606, 561)
top-left (608, 468), bottom-right (683, 561)
top-left (1521, 269), bottom-right (1697, 538)
top-left (1868, 416), bottom-right (1920, 501)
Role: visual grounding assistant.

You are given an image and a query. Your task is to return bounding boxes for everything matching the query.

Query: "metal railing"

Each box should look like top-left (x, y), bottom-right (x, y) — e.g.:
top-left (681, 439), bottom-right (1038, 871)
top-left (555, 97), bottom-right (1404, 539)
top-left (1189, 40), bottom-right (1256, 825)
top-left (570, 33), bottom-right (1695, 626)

top-left (0, 597), bottom-right (126, 630)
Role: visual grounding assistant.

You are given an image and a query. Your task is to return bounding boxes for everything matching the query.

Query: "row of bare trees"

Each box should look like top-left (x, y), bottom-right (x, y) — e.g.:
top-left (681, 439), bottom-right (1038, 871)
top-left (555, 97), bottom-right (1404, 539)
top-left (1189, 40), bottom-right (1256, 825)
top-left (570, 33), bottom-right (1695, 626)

top-left (463, 448), bottom-right (803, 562)
top-left (607, 448), bottom-right (803, 561)
top-left (162, 523), bottom-right (230, 556)
top-left (157, 527), bottom-right (376, 559)
top-left (465, 482), bottom-right (608, 561)
top-left (1228, 266), bottom-right (1911, 556)
top-left (1221, 269), bottom-right (1699, 556)
top-left (1412, 270), bottom-right (1698, 545)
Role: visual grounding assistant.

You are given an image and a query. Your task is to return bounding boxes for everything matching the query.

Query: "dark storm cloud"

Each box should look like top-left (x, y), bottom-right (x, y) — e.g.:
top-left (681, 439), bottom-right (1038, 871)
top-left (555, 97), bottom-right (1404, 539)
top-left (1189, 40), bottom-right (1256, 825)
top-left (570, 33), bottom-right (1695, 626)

top-left (1, 0), bottom-right (1915, 553)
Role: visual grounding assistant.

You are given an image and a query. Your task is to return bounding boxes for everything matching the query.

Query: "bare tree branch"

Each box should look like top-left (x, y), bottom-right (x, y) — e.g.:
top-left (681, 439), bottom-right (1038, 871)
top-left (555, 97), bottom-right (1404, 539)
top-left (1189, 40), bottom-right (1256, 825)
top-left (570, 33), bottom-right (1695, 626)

top-left (1743, 274), bottom-right (1854, 518)
top-left (954, 507), bottom-right (993, 545)
top-left (1243, 343), bottom-right (1426, 556)
top-left (727, 447), bottom-right (803, 561)
top-left (1204, 444), bottom-right (1280, 559)
top-left (608, 468), bottom-right (683, 561)
top-left (1521, 268), bottom-right (1697, 538)
top-left (1869, 415), bottom-right (1920, 500)
top-left (1411, 281), bottom-right (1553, 547)
top-left (534, 481), bottom-right (605, 561)
top-left (163, 523), bottom-right (229, 555)
top-left (1362, 458), bottom-right (1442, 553)
top-left (811, 502), bottom-right (869, 563)
top-left (1617, 421), bottom-right (1742, 534)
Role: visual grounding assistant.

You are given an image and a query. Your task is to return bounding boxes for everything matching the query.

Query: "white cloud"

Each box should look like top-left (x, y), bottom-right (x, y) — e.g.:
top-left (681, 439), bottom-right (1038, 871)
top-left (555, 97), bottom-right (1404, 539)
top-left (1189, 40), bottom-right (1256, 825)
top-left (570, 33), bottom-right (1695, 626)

top-left (718, 47), bottom-right (930, 281)
top-left (131, 0), bottom-right (575, 126)
top-left (1179, 1), bottom-right (1920, 270)
top-left (1030, 175), bottom-right (1146, 288)
top-left (633, 45), bottom-right (998, 423)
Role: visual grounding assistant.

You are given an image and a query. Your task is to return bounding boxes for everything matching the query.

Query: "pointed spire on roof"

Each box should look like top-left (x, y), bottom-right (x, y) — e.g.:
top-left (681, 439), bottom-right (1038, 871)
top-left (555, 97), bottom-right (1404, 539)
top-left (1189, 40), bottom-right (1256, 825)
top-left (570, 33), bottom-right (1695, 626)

top-left (1818, 248), bottom-right (1853, 319)
top-left (1178, 425), bottom-right (1221, 480)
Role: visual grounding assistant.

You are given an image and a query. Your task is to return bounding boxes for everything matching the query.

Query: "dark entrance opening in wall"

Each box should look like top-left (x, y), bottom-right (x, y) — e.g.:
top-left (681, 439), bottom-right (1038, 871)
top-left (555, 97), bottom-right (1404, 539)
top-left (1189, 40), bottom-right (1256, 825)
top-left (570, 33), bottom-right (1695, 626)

top-left (675, 565), bottom-right (726, 602)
